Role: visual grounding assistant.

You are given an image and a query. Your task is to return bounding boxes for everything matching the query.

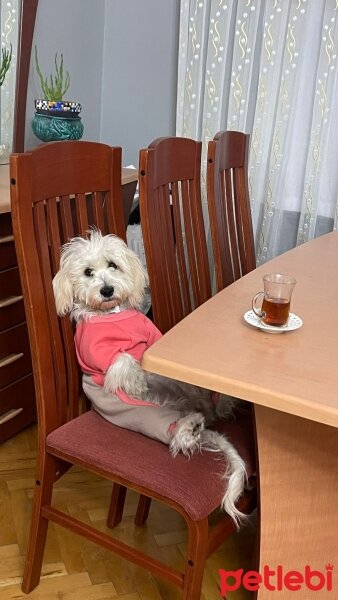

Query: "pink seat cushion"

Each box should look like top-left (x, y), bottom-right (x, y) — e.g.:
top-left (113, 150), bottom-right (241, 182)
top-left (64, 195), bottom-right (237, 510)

top-left (46, 408), bottom-right (255, 521)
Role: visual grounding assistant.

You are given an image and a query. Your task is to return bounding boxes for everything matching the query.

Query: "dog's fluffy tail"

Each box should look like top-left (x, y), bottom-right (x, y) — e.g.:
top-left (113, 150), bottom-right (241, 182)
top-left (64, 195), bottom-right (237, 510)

top-left (201, 429), bottom-right (248, 529)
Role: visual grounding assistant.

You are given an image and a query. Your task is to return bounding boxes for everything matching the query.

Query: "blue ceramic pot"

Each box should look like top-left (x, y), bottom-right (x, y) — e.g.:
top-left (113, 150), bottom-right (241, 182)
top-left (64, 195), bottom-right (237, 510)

top-left (32, 113), bottom-right (84, 142)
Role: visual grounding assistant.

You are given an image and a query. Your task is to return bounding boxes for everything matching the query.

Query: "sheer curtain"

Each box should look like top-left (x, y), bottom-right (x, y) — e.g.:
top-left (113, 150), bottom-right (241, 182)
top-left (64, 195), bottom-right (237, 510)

top-left (0, 0), bottom-right (18, 162)
top-left (176, 0), bottom-right (338, 264)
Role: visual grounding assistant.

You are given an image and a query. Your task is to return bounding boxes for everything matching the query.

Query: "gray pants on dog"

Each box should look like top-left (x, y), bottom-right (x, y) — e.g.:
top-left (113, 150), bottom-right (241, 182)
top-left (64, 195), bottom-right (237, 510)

top-left (82, 373), bottom-right (182, 445)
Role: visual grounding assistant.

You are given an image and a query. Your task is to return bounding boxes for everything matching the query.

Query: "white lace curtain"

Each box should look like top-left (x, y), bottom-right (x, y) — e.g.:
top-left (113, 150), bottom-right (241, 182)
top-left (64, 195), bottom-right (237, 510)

top-left (0, 0), bottom-right (18, 162)
top-left (177, 0), bottom-right (338, 264)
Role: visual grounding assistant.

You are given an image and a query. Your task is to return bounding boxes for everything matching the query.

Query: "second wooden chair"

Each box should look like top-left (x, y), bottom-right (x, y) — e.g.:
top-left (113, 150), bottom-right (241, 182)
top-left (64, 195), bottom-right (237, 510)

top-left (139, 136), bottom-right (257, 598)
top-left (139, 136), bottom-right (212, 333)
top-left (207, 130), bottom-right (256, 292)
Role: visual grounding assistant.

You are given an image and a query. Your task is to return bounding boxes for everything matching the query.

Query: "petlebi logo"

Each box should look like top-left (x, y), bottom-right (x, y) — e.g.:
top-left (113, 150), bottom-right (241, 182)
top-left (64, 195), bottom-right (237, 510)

top-left (218, 564), bottom-right (334, 595)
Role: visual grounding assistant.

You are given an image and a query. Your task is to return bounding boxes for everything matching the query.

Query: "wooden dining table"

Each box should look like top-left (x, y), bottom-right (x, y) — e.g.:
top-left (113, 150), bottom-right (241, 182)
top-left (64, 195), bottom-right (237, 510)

top-left (142, 231), bottom-right (338, 599)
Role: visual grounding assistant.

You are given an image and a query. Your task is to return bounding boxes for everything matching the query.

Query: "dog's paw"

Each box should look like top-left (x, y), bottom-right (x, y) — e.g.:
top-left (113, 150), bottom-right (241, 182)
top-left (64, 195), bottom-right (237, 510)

top-left (104, 353), bottom-right (148, 398)
top-left (169, 412), bottom-right (205, 457)
top-left (123, 364), bottom-right (148, 397)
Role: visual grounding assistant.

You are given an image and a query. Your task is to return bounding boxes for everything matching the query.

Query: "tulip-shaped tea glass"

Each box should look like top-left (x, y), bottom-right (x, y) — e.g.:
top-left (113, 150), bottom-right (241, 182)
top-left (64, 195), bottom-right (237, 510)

top-left (252, 273), bottom-right (296, 327)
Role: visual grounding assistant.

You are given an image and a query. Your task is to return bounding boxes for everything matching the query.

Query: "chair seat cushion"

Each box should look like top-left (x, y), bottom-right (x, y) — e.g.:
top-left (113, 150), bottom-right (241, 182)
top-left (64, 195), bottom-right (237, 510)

top-left (46, 408), bottom-right (255, 521)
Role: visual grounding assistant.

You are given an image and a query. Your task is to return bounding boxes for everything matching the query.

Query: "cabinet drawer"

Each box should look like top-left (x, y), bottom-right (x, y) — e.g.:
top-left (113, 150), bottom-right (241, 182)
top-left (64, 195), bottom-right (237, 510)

top-left (0, 323), bottom-right (32, 388)
top-left (0, 267), bottom-right (25, 331)
top-left (0, 213), bottom-right (17, 270)
top-left (0, 374), bottom-right (35, 443)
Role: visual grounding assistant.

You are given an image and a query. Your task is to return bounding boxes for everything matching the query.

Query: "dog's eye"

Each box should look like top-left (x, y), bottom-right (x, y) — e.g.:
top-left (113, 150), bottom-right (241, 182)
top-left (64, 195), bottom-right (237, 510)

top-left (108, 261), bottom-right (118, 270)
top-left (84, 268), bottom-right (94, 277)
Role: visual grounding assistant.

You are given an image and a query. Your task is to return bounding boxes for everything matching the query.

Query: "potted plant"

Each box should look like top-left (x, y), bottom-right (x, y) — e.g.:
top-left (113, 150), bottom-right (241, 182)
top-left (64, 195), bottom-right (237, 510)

top-left (32, 46), bottom-right (84, 142)
top-left (0, 44), bottom-right (13, 157)
top-left (0, 44), bottom-right (12, 86)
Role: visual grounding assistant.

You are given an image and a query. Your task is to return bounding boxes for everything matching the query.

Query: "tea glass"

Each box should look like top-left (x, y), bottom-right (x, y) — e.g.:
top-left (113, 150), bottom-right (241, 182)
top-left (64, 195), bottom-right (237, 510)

top-left (252, 273), bottom-right (296, 327)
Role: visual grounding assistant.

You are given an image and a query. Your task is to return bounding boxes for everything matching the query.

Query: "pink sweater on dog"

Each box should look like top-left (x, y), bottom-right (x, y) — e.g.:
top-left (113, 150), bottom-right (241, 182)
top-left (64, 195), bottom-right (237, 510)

top-left (75, 308), bottom-right (162, 390)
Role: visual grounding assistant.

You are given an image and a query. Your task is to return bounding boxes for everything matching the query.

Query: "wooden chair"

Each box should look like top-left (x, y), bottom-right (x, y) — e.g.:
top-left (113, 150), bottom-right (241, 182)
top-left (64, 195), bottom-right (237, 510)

top-left (139, 136), bottom-right (212, 334)
top-left (9, 140), bottom-right (140, 579)
top-left (138, 136), bottom-right (257, 595)
top-left (207, 131), bottom-right (256, 292)
top-left (10, 140), bottom-right (135, 520)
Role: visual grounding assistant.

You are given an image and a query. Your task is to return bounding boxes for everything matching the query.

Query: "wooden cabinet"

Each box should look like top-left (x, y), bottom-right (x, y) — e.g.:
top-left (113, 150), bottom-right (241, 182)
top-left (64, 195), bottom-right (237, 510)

top-left (0, 212), bottom-right (35, 442)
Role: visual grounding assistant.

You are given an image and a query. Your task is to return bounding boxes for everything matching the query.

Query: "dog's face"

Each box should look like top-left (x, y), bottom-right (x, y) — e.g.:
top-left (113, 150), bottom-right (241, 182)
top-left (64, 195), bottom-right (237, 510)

top-left (53, 230), bottom-right (148, 319)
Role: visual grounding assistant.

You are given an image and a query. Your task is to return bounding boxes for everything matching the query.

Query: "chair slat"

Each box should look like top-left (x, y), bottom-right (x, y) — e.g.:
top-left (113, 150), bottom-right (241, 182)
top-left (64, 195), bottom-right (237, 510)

top-left (219, 171), bottom-right (234, 286)
top-left (224, 171), bottom-right (241, 281)
top-left (187, 179), bottom-right (212, 303)
top-left (92, 191), bottom-right (106, 232)
top-left (76, 193), bottom-right (90, 234)
top-left (46, 197), bottom-right (62, 275)
top-left (171, 181), bottom-right (192, 316)
top-left (181, 179), bottom-right (200, 308)
top-left (234, 169), bottom-right (256, 274)
top-left (59, 195), bottom-right (75, 243)
top-left (158, 183), bottom-right (181, 326)
top-left (33, 200), bottom-right (68, 425)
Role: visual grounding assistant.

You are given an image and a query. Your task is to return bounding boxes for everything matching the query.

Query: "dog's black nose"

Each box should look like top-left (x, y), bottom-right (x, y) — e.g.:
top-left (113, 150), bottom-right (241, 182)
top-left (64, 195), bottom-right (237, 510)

top-left (100, 286), bottom-right (114, 298)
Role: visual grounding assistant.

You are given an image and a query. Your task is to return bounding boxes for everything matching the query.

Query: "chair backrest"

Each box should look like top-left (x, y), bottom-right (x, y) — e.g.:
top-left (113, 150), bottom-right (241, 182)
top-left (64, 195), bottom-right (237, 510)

top-left (10, 141), bottom-right (126, 436)
top-left (207, 131), bottom-right (256, 292)
top-left (139, 137), bottom-right (212, 334)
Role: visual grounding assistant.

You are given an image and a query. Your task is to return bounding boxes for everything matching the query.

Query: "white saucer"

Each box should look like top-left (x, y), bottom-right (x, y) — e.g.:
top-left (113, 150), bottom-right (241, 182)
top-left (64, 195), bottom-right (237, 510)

top-left (244, 310), bottom-right (303, 334)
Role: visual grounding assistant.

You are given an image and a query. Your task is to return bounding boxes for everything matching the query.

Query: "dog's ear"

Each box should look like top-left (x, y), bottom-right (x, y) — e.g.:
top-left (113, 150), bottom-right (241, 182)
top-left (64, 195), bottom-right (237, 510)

top-left (52, 269), bottom-right (74, 316)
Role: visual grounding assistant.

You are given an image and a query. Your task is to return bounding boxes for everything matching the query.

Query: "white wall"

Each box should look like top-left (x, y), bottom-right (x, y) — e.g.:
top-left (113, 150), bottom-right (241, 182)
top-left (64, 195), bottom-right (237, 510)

top-left (24, 0), bottom-right (180, 167)
top-left (25, 0), bottom-right (106, 149)
top-left (100, 0), bottom-right (180, 166)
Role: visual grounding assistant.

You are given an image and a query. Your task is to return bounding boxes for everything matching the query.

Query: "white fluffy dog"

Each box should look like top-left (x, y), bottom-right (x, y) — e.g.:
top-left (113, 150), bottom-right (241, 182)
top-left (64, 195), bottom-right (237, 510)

top-left (53, 229), bottom-right (247, 527)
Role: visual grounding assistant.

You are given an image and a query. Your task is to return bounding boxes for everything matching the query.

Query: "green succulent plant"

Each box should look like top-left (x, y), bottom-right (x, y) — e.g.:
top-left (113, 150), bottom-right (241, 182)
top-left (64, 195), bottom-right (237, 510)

top-left (35, 45), bottom-right (70, 101)
top-left (0, 44), bottom-right (12, 86)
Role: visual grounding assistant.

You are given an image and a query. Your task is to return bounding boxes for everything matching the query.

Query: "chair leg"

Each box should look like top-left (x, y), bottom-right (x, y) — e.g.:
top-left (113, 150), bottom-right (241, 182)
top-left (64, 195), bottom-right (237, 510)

top-left (182, 518), bottom-right (209, 600)
top-left (106, 485), bottom-right (152, 529)
top-left (134, 494), bottom-right (152, 526)
top-left (22, 453), bottom-right (59, 594)
top-left (106, 483), bottom-right (127, 528)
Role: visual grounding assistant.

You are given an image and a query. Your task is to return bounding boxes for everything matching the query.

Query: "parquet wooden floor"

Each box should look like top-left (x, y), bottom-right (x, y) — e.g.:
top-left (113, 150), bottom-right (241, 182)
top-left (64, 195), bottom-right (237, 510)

top-left (0, 424), bottom-right (256, 599)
